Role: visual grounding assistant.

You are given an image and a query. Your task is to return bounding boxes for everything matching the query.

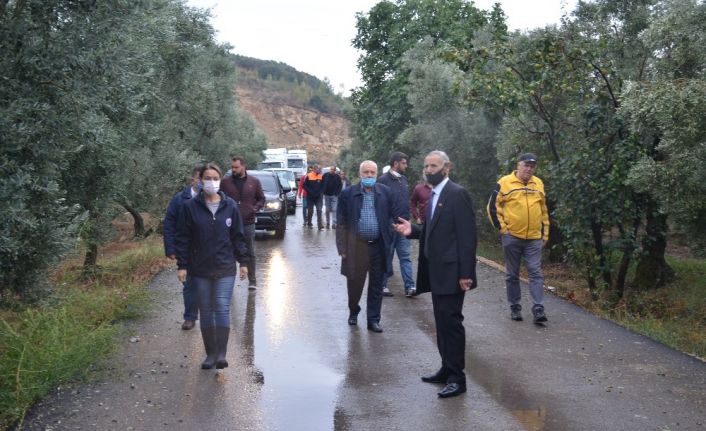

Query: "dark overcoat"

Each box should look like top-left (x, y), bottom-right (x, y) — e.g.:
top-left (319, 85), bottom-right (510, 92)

top-left (410, 180), bottom-right (478, 295)
top-left (335, 183), bottom-right (401, 278)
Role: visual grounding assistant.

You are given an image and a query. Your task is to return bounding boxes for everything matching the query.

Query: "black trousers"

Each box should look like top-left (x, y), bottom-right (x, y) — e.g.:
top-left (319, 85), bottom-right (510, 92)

top-left (346, 238), bottom-right (385, 323)
top-left (431, 291), bottom-right (466, 384)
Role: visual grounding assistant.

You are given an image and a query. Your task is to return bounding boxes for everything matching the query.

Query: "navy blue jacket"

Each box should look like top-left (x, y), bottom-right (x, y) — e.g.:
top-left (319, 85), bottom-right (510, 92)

top-left (335, 183), bottom-right (403, 277)
top-left (377, 171), bottom-right (410, 220)
top-left (163, 186), bottom-right (194, 257)
top-left (175, 192), bottom-right (249, 279)
top-left (322, 171), bottom-right (343, 196)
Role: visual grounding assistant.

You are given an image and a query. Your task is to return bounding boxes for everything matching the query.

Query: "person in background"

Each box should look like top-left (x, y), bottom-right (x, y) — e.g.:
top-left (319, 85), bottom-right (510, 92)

top-left (163, 163), bottom-right (203, 330)
top-left (410, 176), bottom-right (433, 225)
top-left (377, 151), bottom-right (416, 297)
top-left (303, 163), bottom-right (325, 230)
top-left (322, 165), bottom-right (343, 229)
top-left (339, 170), bottom-right (349, 189)
top-left (487, 152), bottom-right (549, 324)
top-left (298, 166), bottom-right (313, 227)
top-left (221, 157), bottom-right (265, 290)
top-left (175, 163), bottom-right (249, 370)
top-left (336, 160), bottom-right (402, 333)
top-left (394, 150), bottom-right (477, 399)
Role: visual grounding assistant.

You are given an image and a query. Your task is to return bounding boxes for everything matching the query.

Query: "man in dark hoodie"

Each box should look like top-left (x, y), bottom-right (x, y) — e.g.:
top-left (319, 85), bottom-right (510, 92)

top-left (163, 163), bottom-right (203, 330)
top-left (322, 165), bottom-right (343, 229)
top-left (221, 157), bottom-right (266, 290)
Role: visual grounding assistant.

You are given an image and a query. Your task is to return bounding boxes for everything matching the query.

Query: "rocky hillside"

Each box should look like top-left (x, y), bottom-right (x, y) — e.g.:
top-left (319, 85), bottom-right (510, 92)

top-left (233, 57), bottom-right (351, 166)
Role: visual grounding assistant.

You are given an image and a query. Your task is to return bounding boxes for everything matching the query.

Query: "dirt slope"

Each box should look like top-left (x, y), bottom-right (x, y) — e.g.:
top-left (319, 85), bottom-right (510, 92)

top-left (236, 85), bottom-right (350, 167)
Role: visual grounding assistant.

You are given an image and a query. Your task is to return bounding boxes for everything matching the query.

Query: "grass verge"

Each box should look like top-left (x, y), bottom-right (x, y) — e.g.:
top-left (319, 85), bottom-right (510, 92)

top-left (477, 240), bottom-right (706, 360)
top-left (0, 237), bottom-right (170, 430)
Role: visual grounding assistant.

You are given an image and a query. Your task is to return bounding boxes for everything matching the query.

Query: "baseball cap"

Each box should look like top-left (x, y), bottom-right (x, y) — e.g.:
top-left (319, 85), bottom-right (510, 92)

top-left (518, 153), bottom-right (538, 163)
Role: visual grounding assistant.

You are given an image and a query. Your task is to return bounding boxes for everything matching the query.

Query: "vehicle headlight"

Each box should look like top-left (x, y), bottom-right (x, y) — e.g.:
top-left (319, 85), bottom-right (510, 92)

top-left (266, 201), bottom-right (281, 210)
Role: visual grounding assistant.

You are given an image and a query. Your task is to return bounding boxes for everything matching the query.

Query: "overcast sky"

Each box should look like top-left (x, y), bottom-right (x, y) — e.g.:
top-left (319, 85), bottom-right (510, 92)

top-left (186, 0), bottom-right (578, 96)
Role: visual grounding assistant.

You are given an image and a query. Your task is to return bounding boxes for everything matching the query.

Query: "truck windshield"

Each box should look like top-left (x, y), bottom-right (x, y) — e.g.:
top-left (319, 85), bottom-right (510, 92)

top-left (288, 159), bottom-right (304, 168)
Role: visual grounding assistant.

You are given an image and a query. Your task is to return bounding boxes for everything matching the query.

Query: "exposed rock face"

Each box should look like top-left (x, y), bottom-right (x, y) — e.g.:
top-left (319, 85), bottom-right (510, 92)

top-left (236, 86), bottom-right (350, 166)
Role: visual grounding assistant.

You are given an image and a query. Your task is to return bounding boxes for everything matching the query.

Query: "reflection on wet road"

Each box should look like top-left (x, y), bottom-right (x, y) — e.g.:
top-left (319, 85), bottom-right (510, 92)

top-left (255, 242), bottom-right (343, 430)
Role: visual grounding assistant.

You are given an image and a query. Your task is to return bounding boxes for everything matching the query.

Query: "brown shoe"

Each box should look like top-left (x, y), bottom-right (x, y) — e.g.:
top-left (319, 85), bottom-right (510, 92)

top-left (181, 320), bottom-right (196, 330)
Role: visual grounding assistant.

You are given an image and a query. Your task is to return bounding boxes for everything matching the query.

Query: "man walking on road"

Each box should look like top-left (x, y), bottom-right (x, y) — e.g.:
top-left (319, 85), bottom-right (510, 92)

top-left (377, 151), bottom-right (416, 297)
top-left (337, 160), bottom-right (402, 333)
top-left (394, 150), bottom-right (477, 399)
top-left (221, 157), bottom-right (265, 290)
top-left (487, 152), bottom-right (549, 323)
top-left (322, 165), bottom-right (343, 229)
top-left (163, 164), bottom-right (203, 330)
top-left (304, 164), bottom-right (325, 230)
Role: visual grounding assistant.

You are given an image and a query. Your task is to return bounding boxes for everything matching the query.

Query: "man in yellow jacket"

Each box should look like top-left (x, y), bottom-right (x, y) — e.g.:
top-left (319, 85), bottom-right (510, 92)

top-left (487, 153), bottom-right (549, 323)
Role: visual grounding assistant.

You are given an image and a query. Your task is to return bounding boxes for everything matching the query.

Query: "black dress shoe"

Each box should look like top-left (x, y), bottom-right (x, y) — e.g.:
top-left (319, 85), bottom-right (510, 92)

top-left (348, 307), bottom-right (360, 325)
top-left (421, 372), bottom-right (448, 384)
top-left (367, 322), bottom-right (383, 333)
top-left (438, 382), bottom-right (467, 398)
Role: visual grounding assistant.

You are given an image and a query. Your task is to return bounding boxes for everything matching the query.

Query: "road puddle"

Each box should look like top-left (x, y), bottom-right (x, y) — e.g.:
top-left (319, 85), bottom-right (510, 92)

top-left (512, 408), bottom-right (546, 431)
top-left (465, 352), bottom-right (548, 430)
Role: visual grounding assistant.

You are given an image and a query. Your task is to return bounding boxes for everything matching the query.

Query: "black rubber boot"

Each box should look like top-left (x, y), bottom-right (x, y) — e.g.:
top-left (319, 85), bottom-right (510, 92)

top-left (215, 326), bottom-right (230, 369)
top-left (200, 326), bottom-right (217, 369)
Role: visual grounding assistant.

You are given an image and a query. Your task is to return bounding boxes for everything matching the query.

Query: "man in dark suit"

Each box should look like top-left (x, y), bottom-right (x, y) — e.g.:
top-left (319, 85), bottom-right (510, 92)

top-left (394, 150), bottom-right (477, 398)
top-left (336, 160), bottom-right (402, 333)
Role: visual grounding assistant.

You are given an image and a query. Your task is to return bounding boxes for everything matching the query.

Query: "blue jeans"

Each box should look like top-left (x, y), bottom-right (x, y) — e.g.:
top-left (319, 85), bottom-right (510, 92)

top-left (301, 196), bottom-right (308, 222)
top-left (323, 195), bottom-right (338, 227)
top-left (384, 233), bottom-right (415, 291)
top-left (182, 276), bottom-right (198, 321)
top-left (192, 275), bottom-right (236, 328)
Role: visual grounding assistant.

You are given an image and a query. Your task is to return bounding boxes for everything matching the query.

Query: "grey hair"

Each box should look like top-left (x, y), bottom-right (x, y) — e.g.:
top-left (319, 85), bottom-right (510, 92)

top-left (359, 160), bottom-right (378, 174)
top-left (427, 150), bottom-right (450, 165)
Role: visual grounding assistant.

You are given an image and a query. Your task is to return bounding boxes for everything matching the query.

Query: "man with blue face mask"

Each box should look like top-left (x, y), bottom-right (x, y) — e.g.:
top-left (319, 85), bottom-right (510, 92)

top-left (336, 160), bottom-right (403, 333)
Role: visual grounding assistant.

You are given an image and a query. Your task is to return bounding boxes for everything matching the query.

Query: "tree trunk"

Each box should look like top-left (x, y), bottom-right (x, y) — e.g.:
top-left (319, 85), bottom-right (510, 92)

top-left (83, 243), bottom-right (98, 275)
top-left (633, 207), bottom-right (674, 290)
top-left (546, 200), bottom-right (565, 263)
top-left (616, 217), bottom-right (640, 301)
top-left (591, 218), bottom-right (612, 287)
top-left (547, 218), bottom-right (565, 263)
top-left (122, 203), bottom-right (145, 237)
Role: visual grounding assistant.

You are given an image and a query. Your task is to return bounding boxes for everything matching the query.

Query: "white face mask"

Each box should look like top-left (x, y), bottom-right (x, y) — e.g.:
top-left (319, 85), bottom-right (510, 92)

top-left (203, 180), bottom-right (220, 195)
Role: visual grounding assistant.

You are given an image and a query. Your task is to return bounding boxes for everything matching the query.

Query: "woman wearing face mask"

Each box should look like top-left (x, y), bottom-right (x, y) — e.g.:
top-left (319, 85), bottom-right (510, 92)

top-left (175, 163), bottom-right (249, 370)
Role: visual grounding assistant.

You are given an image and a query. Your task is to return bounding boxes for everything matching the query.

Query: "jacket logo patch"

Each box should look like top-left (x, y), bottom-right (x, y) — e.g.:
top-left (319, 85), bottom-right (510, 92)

top-left (226, 218), bottom-right (232, 227)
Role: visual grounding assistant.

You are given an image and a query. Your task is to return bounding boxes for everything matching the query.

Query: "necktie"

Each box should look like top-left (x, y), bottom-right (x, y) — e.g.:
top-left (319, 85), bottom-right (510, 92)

top-left (424, 191), bottom-right (435, 258)
top-left (426, 190), bottom-right (435, 222)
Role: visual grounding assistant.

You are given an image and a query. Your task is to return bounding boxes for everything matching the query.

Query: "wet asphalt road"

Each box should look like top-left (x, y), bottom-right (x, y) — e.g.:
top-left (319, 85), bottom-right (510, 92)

top-left (23, 208), bottom-right (706, 430)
